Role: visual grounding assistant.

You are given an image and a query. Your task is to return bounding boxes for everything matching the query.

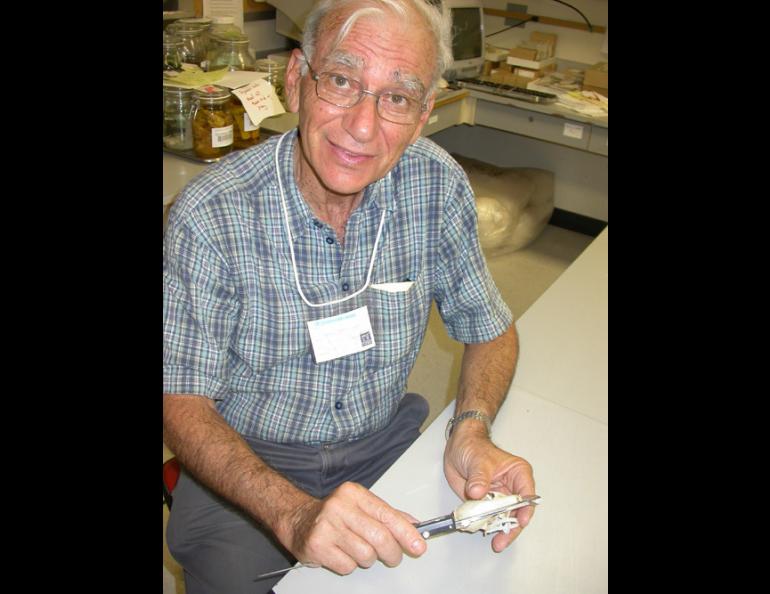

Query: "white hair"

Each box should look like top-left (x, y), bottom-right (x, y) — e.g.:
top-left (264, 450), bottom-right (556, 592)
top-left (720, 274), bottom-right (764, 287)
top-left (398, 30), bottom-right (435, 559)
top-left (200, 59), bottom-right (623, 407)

top-left (301, 0), bottom-right (453, 93)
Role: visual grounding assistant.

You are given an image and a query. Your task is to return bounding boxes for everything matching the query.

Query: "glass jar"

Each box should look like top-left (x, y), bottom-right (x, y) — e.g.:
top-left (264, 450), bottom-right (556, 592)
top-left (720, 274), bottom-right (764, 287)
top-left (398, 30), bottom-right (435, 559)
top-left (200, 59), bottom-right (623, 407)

top-left (165, 19), bottom-right (181, 35)
top-left (192, 85), bottom-right (234, 159)
top-left (255, 58), bottom-right (286, 101)
top-left (228, 95), bottom-right (260, 150)
top-left (175, 27), bottom-right (206, 66)
top-left (169, 17), bottom-right (212, 38)
top-left (163, 33), bottom-right (183, 72)
top-left (177, 17), bottom-right (213, 63)
top-left (176, 17), bottom-right (213, 29)
top-left (208, 16), bottom-right (243, 55)
top-left (163, 86), bottom-right (195, 150)
top-left (207, 35), bottom-right (256, 72)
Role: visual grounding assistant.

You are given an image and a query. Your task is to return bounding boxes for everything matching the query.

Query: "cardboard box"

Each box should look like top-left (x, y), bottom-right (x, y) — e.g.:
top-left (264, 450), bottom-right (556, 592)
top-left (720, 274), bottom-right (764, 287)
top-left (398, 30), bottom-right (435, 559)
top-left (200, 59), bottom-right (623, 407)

top-left (485, 48), bottom-right (510, 62)
top-left (506, 55), bottom-right (556, 70)
top-left (584, 62), bottom-right (608, 90)
top-left (529, 31), bottom-right (558, 57)
top-left (583, 84), bottom-right (608, 98)
top-left (487, 69), bottom-right (509, 85)
top-left (513, 67), bottom-right (537, 79)
top-left (509, 72), bottom-right (544, 88)
top-left (508, 46), bottom-right (539, 61)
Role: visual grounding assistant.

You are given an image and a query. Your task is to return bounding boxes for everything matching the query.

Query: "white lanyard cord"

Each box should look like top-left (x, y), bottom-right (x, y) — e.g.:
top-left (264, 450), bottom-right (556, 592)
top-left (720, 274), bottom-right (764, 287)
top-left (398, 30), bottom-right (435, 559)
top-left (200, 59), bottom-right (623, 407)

top-left (274, 131), bottom-right (387, 308)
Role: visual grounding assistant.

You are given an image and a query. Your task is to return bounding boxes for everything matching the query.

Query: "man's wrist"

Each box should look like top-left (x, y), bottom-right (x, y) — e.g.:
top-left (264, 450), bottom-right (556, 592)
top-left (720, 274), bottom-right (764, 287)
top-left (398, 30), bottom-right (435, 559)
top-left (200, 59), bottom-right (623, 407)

top-left (445, 410), bottom-right (492, 440)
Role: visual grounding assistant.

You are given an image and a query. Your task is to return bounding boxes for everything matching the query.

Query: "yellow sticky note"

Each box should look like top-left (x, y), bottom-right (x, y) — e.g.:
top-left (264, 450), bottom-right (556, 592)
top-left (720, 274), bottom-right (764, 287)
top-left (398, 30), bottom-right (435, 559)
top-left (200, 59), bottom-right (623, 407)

top-left (163, 68), bottom-right (227, 89)
top-left (231, 79), bottom-right (286, 127)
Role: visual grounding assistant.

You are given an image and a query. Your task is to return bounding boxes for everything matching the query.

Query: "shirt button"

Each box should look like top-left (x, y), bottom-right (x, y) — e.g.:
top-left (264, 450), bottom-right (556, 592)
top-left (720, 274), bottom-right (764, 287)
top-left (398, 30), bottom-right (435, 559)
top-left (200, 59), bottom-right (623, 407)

top-left (313, 220), bottom-right (323, 229)
top-left (335, 401), bottom-right (343, 410)
top-left (341, 282), bottom-right (350, 291)
top-left (325, 237), bottom-right (335, 245)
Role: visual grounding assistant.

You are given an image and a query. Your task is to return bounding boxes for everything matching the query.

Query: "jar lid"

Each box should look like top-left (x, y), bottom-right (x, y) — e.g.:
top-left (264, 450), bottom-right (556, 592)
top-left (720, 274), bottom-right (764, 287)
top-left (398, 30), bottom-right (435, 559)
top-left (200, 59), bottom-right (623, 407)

top-left (193, 85), bottom-right (232, 101)
top-left (175, 19), bottom-right (211, 33)
top-left (178, 17), bottom-right (213, 25)
top-left (163, 85), bottom-right (194, 97)
top-left (255, 59), bottom-right (285, 72)
top-left (176, 28), bottom-right (203, 37)
top-left (212, 15), bottom-right (235, 24)
top-left (220, 35), bottom-right (250, 45)
top-left (210, 30), bottom-right (246, 42)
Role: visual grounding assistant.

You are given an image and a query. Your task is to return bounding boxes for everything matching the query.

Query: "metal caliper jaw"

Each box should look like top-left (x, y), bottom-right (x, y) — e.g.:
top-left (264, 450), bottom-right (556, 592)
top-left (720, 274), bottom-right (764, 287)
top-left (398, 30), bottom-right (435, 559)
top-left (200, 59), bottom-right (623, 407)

top-left (454, 492), bottom-right (542, 536)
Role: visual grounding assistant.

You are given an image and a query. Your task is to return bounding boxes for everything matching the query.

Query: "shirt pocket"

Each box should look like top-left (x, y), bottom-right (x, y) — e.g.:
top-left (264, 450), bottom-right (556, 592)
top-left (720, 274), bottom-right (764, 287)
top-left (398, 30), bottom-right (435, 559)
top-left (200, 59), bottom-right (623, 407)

top-left (363, 272), bottom-right (429, 369)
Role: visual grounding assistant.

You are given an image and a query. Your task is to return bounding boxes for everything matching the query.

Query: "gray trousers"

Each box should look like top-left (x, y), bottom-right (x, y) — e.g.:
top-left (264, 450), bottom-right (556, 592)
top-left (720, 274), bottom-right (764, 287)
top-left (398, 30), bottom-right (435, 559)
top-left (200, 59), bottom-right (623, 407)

top-left (167, 393), bottom-right (429, 594)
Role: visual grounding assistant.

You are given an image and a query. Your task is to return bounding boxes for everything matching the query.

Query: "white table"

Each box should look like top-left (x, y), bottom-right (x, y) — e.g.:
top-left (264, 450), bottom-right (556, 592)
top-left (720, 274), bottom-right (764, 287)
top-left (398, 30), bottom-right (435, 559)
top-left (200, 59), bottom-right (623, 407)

top-left (275, 227), bottom-right (608, 594)
top-left (513, 227), bottom-right (608, 424)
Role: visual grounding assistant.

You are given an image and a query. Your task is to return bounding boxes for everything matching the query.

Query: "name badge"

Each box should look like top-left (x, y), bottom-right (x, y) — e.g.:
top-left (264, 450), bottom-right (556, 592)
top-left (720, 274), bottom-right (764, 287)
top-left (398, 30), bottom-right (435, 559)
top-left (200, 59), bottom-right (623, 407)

top-left (307, 305), bottom-right (376, 363)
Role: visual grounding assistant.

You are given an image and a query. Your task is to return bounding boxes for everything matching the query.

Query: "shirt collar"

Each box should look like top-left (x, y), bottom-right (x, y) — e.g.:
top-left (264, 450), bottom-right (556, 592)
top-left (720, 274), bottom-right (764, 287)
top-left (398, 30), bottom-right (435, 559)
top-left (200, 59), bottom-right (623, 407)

top-left (275, 129), bottom-right (315, 242)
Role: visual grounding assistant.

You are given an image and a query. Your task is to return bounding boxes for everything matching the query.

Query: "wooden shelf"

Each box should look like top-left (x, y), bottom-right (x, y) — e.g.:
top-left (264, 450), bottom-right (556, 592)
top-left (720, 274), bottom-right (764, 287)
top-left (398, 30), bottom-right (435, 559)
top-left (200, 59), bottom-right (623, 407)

top-left (483, 8), bottom-right (606, 34)
top-left (244, 1), bottom-right (275, 15)
top-left (192, 1), bottom-right (275, 17)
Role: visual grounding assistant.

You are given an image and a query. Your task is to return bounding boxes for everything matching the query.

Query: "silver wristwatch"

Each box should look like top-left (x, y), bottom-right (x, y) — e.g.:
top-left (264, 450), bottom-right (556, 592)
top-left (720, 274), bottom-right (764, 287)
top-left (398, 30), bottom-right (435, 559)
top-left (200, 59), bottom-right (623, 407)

top-left (445, 410), bottom-right (492, 440)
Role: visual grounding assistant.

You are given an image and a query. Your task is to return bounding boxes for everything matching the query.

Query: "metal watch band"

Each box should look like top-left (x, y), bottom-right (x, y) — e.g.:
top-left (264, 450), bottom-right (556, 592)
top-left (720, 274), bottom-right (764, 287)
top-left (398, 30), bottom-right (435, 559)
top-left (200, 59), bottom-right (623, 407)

top-left (445, 410), bottom-right (492, 440)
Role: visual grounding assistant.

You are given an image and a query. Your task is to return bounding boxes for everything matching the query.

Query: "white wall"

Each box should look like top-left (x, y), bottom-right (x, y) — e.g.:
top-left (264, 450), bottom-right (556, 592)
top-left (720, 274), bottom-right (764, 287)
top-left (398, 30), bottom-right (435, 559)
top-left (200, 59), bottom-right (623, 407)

top-left (176, 0), bottom-right (195, 13)
top-left (244, 18), bottom-right (291, 55)
top-left (483, 0), bottom-right (608, 66)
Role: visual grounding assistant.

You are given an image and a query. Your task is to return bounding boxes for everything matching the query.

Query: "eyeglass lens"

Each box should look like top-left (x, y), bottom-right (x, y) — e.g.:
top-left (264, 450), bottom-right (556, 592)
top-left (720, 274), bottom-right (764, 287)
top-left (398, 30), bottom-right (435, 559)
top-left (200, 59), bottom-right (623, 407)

top-left (314, 71), bottom-right (422, 123)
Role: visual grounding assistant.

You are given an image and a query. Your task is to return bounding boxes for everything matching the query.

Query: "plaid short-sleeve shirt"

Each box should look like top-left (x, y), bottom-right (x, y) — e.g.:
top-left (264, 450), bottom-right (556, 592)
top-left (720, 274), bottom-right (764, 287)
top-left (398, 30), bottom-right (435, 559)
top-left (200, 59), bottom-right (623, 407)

top-left (163, 129), bottom-right (512, 445)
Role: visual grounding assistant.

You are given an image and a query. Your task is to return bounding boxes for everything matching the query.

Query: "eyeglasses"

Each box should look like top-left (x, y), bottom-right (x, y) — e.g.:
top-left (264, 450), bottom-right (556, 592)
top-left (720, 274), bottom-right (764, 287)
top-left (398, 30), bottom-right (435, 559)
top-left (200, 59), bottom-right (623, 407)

top-left (304, 58), bottom-right (428, 125)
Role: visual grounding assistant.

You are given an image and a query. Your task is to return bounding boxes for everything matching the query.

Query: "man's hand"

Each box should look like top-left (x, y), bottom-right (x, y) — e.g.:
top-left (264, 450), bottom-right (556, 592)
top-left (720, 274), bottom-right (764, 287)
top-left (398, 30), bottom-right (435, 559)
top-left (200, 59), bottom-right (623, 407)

top-left (276, 482), bottom-right (427, 575)
top-left (164, 396), bottom-right (426, 575)
top-left (443, 424), bottom-right (535, 552)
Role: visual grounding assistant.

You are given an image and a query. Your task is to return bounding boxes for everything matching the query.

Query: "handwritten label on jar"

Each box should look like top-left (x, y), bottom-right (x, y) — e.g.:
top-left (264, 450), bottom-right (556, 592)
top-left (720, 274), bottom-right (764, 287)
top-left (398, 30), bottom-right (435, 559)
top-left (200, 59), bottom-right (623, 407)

top-left (231, 79), bottom-right (285, 128)
top-left (211, 125), bottom-right (234, 148)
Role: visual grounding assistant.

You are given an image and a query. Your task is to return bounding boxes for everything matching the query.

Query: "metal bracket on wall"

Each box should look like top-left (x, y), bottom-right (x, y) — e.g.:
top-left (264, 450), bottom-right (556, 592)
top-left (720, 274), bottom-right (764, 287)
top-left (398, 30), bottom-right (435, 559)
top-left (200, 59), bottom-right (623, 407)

top-left (504, 3), bottom-right (529, 27)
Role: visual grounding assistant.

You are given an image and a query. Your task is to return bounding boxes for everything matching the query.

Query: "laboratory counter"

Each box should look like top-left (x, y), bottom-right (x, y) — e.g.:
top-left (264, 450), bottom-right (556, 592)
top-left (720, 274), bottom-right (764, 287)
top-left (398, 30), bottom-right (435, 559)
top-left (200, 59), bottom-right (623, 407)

top-left (274, 227), bottom-right (609, 594)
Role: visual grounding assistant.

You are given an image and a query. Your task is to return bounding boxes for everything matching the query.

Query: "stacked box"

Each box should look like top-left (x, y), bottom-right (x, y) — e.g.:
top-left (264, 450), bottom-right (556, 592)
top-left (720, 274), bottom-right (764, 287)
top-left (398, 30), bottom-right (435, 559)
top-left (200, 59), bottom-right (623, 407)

top-left (583, 62), bottom-right (608, 97)
top-left (506, 31), bottom-right (559, 87)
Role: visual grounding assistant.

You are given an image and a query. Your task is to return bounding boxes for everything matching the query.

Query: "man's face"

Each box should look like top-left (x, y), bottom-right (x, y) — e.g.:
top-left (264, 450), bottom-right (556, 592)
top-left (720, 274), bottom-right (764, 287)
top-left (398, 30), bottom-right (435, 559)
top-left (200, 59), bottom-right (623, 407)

top-left (284, 8), bottom-right (437, 199)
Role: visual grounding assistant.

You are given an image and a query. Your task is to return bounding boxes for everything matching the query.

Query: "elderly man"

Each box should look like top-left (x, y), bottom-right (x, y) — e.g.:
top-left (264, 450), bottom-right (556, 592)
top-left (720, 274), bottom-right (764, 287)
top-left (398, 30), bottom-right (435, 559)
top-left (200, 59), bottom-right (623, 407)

top-left (163, 1), bottom-right (536, 592)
